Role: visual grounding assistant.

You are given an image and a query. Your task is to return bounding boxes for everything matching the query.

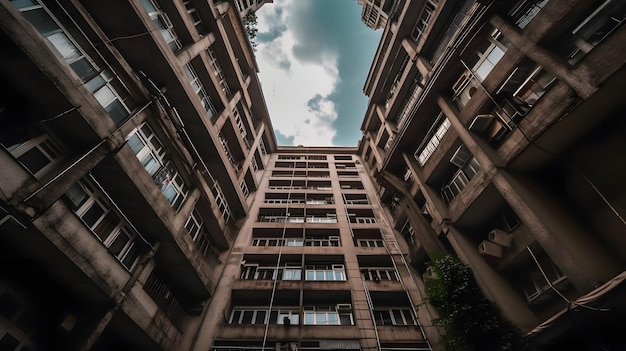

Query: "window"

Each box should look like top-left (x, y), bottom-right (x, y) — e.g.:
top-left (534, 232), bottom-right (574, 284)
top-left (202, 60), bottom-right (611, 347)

top-left (361, 268), bottom-right (398, 281)
top-left (441, 156), bottom-right (481, 204)
top-left (127, 123), bottom-right (165, 176)
top-left (208, 47), bottom-right (231, 96)
top-left (373, 308), bottom-right (416, 326)
top-left (356, 239), bottom-right (385, 247)
top-left (13, 1), bottom-right (133, 125)
top-left (127, 124), bottom-right (188, 210)
top-left (251, 238), bottom-right (304, 246)
top-left (211, 182), bottom-right (231, 222)
top-left (303, 305), bottom-right (353, 325)
top-left (184, 63), bottom-right (217, 118)
top-left (411, 0), bottom-right (438, 42)
top-left (183, 0), bottom-right (204, 33)
top-left (229, 308), bottom-right (267, 324)
top-left (467, 29), bottom-right (508, 81)
top-left (229, 307), bottom-right (299, 325)
top-left (65, 180), bottom-right (144, 270)
top-left (400, 219), bottom-right (415, 243)
top-left (140, 0), bottom-right (182, 51)
top-left (305, 236), bottom-right (340, 247)
top-left (7, 134), bottom-right (63, 178)
top-left (305, 264), bottom-right (345, 281)
top-left (241, 264), bottom-right (302, 281)
top-left (185, 209), bottom-right (215, 258)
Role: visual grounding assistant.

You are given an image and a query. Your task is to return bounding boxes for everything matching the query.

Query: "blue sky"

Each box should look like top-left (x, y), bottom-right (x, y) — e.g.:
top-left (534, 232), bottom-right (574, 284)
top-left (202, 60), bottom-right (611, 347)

top-left (255, 0), bottom-right (382, 146)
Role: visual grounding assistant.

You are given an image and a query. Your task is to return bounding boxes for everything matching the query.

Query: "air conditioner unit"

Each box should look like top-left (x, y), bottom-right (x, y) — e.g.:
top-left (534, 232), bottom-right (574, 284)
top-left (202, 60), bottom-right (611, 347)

top-left (468, 114), bottom-right (494, 133)
top-left (336, 303), bottom-right (352, 312)
top-left (450, 145), bottom-right (472, 168)
top-left (479, 240), bottom-right (503, 257)
top-left (488, 228), bottom-right (513, 247)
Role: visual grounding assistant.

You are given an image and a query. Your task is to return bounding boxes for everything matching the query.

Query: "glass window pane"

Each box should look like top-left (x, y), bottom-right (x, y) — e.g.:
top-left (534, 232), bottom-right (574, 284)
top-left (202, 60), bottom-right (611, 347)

top-left (94, 85), bottom-right (115, 106)
top-left (304, 313), bottom-right (314, 325)
top-left (104, 99), bottom-right (129, 125)
top-left (11, 0), bottom-right (39, 8)
top-left (127, 134), bottom-right (145, 155)
top-left (70, 58), bottom-right (97, 82)
top-left (93, 211), bottom-right (119, 241)
top-left (121, 242), bottom-right (141, 269)
top-left (22, 8), bottom-right (59, 36)
top-left (108, 231), bottom-right (130, 256)
top-left (161, 184), bottom-right (177, 204)
top-left (82, 202), bottom-right (105, 227)
top-left (66, 183), bottom-right (88, 210)
top-left (47, 32), bottom-right (82, 62)
top-left (17, 147), bottom-right (49, 174)
top-left (140, 0), bottom-right (157, 13)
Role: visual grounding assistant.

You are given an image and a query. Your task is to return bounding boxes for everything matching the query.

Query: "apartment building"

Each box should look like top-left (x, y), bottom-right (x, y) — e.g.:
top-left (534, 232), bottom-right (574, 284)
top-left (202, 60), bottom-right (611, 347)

top-left (191, 147), bottom-right (440, 351)
top-left (358, 0), bottom-right (626, 349)
top-left (357, 0), bottom-right (396, 30)
top-left (0, 0), bottom-right (276, 349)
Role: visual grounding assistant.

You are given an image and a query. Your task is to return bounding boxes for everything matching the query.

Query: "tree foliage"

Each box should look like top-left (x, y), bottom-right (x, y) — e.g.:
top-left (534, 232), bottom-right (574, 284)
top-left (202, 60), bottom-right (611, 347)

top-left (424, 255), bottom-right (527, 351)
top-left (243, 10), bottom-right (258, 51)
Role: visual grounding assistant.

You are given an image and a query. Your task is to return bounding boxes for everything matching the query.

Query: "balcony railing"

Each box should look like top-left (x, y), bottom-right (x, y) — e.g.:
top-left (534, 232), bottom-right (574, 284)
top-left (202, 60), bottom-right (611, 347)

top-left (441, 157), bottom-right (481, 204)
top-left (143, 271), bottom-right (189, 330)
top-left (509, 0), bottom-right (549, 29)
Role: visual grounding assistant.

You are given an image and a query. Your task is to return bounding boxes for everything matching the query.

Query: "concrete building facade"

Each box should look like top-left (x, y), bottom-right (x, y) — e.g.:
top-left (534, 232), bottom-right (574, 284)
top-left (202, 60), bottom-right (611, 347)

top-left (358, 0), bottom-right (626, 349)
top-left (0, 0), bottom-right (276, 349)
top-left (0, 0), bottom-right (441, 350)
top-left (357, 0), bottom-right (397, 30)
top-left (191, 146), bottom-right (441, 351)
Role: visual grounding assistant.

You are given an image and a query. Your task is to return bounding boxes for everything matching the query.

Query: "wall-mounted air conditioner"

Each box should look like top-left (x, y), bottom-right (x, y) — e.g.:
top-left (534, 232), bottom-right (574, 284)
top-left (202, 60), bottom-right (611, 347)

top-left (450, 144), bottom-right (472, 168)
top-left (479, 240), bottom-right (503, 257)
top-left (489, 228), bottom-right (513, 247)
top-left (336, 303), bottom-right (352, 312)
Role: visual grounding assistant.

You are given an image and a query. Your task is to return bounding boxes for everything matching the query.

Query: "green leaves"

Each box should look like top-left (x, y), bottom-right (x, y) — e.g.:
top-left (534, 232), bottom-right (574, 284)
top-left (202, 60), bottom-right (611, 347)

top-left (243, 10), bottom-right (258, 51)
top-left (424, 256), bottom-right (526, 351)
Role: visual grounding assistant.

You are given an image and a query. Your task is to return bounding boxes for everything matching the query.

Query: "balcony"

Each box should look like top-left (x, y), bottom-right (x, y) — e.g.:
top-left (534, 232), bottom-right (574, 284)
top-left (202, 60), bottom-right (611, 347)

top-left (440, 156), bottom-right (481, 205)
top-left (143, 271), bottom-right (189, 331)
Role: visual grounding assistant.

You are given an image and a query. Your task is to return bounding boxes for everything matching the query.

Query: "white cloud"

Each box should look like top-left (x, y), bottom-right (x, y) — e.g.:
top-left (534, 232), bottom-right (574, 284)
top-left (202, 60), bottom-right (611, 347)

top-left (256, 0), bottom-right (339, 146)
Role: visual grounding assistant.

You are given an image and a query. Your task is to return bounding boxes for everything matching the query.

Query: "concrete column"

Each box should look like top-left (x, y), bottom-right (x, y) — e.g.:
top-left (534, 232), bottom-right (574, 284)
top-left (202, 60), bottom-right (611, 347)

top-left (438, 95), bottom-right (505, 169)
top-left (398, 197), bottom-right (446, 258)
top-left (445, 226), bottom-right (540, 331)
top-left (176, 32), bottom-right (216, 66)
top-left (492, 171), bottom-right (623, 292)
top-left (20, 141), bottom-right (115, 217)
top-left (80, 243), bottom-right (159, 351)
top-left (490, 15), bottom-right (597, 99)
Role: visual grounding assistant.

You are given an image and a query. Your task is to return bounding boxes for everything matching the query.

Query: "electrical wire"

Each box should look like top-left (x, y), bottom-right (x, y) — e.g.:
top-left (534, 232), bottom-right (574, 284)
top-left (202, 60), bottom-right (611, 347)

top-left (261, 166), bottom-right (296, 351)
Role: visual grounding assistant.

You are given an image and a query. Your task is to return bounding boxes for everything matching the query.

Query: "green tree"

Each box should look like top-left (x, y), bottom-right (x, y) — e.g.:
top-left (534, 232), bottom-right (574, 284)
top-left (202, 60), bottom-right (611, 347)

top-left (424, 255), bottom-right (527, 351)
top-left (243, 10), bottom-right (258, 51)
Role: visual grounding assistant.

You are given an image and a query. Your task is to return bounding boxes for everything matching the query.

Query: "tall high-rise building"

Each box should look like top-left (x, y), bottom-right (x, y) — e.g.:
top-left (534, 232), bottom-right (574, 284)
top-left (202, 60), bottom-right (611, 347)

top-left (358, 0), bottom-right (626, 349)
top-left (190, 146), bottom-right (441, 351)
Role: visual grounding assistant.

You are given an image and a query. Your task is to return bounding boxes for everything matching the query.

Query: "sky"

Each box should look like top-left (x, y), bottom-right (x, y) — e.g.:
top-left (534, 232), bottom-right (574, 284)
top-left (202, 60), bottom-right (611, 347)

top-left (254, 0), bottom-right (382, 147)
